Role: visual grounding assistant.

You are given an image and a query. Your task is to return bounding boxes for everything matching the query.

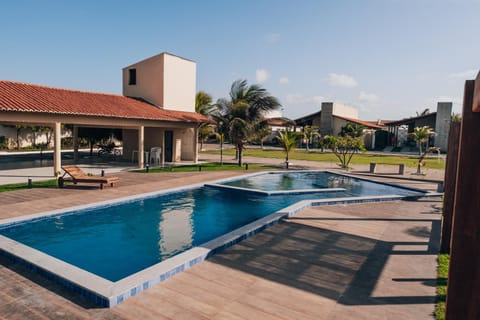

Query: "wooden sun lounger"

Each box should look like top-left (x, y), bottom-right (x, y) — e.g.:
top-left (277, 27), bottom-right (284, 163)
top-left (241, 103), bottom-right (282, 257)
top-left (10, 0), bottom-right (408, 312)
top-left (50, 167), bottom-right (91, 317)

top-left (58, 165), bottom-right (120, 189)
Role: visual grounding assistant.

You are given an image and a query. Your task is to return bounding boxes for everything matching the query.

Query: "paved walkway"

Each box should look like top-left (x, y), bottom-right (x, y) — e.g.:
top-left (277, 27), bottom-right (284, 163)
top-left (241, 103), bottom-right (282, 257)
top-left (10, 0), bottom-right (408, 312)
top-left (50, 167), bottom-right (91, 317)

top-left (0, 169), bottom-right (441, 319)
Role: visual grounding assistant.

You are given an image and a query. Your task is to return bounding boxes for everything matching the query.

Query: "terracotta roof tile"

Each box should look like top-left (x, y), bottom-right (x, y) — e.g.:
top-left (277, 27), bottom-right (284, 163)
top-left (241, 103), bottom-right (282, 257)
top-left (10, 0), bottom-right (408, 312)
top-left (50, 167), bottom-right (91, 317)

top-left (266, 117), bottom-right (294, 126)
top-left (334, 115), bottom-right (384, 129)
top-left (0, 81), bottom-right (207, 123)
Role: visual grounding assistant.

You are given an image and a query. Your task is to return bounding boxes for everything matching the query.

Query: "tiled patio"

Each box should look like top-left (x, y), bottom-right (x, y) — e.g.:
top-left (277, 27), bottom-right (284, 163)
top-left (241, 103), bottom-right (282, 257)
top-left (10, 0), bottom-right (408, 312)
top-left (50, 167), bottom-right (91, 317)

top-left (0, 170), bottom-right (441, 319)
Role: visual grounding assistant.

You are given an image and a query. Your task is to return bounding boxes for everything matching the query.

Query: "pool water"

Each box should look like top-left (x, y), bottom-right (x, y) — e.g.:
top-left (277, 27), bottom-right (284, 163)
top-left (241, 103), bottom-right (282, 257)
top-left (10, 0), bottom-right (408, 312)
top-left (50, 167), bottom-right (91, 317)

top-left (0, 172), bottom-right (420, 282)
top-left (222, 171), bottom-right (414, 194)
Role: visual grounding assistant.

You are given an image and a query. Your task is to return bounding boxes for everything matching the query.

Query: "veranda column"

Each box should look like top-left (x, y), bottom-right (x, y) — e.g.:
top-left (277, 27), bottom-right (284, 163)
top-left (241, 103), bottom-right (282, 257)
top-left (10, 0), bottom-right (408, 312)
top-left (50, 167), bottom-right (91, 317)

top-left (53, 122), bottom-right (62, 176)
top-left (138, 126), bottom-right (144, 168)
top-left (193, 126), bottom-right (199, 163)
top-left (161, 130), bottom-right (165, 165)
top-left (73, 125), bottom-right (79, 162)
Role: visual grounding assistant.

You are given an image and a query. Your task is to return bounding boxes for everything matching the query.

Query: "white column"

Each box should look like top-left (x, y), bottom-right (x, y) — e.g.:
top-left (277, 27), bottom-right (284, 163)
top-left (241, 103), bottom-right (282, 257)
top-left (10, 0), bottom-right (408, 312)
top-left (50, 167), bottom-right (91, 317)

top-left (73, 125), bottom-right (79, 162)
top-left (53, 122), bottom-right (61, 176)
top-left (161, 130), bottom-right (165, 165)
top-left (193, 126), bottom-right (199, 163)
top-left (138, 126), bottom-right (144, 168)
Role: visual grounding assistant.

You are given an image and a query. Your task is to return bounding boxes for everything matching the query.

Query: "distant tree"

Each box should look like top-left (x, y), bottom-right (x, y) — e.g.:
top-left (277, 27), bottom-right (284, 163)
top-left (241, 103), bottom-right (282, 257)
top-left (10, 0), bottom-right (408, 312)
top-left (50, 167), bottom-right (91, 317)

top-left (319, 135), bottom-right (336, 152)
top-left (252, 121), bottom-right (271, 150)
top-left (409, 126), bottom-right (437, 174)
top-left (325, 136), bottom-right (365, 169)
top-left (195, 91), bottom-right (214, 116)
top-left (416, 108), bottom-right (430, 116)
top-left (214, 79), bottom-right (281, 166)
top-left (410, 126), bottom-right (435, 156)
top-left (340, 123), bottom-right (364, 138)
top-left (277, 130), bottom-right (299, 169)
top-left (15, 125), bottom-right (26, 150)
top-left (78, 128), bottom-right (121, 156)
top-left (303, 125), bottom-right (320, 151)
top-left (451, 113), bottom-right (462, 123)
top-left (195, 91), bottom-right (215, 150)
top-left (198, 124), bottom-right (214, 151)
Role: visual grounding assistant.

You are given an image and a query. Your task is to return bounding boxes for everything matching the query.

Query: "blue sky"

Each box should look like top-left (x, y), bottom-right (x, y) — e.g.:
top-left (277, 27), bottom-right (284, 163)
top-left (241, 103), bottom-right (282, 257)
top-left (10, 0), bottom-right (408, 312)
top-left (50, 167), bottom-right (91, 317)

top-left (1, 0), bottom-right (479, 120)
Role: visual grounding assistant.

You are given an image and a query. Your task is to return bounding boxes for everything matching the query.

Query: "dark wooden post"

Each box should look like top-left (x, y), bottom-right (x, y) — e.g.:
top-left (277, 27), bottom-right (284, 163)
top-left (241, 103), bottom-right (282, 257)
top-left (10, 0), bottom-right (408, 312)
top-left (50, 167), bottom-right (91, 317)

top-left (445, 79), bottom-right (480, 319)
top-left (440, 121), bottom-right (460, 253)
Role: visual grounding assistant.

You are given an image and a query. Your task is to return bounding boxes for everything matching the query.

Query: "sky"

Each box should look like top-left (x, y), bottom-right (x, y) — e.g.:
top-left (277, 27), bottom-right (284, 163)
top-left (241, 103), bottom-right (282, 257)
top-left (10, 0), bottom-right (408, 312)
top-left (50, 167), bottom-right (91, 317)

top-left (1, 0), bottom-right (479, 120)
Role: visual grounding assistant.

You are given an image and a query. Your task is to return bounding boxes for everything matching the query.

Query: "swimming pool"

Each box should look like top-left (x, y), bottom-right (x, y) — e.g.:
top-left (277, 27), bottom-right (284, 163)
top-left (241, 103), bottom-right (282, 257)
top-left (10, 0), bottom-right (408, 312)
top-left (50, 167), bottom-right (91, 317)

top-left (0, 171), bottom-right (429, 306)
top-left (208, 171), bottom-right (419, 195)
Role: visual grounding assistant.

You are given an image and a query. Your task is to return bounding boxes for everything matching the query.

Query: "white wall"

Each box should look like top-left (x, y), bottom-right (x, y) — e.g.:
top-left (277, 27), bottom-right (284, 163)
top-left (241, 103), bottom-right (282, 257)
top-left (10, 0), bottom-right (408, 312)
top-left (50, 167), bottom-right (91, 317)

top-left (163, 54), bottom-right (196, 112)
top-left (175, 128), bottom-right (196, 161)
top-left (332, 103), bottom-right (359, 119)
top-left (122, 53), bottom-right (196, 112)
top-left (123, 54), bottom-right (164, 106)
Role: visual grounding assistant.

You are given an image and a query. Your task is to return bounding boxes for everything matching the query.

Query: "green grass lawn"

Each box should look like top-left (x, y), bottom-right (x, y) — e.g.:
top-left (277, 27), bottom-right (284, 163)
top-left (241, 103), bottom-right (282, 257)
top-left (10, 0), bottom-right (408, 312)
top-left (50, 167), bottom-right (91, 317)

top-left (203, 149), bottom-right (446, 170)
top-left (0, 179), bottom-right (58, 193)
top-left (135, 162), bottom-right (277, 173)
top-left (435, 254), bottom-right (449, 320)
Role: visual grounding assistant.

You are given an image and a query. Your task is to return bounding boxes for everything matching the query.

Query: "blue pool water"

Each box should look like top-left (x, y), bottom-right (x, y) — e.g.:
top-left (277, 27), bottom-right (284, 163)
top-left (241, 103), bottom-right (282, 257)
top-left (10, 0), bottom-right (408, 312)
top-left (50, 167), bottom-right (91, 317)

top-left (0, 172), bottom-right (420, 282)
top-left (222, 171), bottom-right (414, 194)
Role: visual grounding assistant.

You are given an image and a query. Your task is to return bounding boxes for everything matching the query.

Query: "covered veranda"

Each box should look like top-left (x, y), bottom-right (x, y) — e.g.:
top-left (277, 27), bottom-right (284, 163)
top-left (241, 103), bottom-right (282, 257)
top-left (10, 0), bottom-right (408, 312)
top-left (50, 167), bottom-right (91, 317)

top-left (0, 81), bottom-right (207, 176)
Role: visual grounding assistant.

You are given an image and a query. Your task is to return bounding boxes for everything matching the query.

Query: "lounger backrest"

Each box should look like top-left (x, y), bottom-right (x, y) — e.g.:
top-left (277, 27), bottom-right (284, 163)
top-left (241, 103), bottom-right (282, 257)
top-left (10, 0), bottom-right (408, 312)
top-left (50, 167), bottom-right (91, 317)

top-left (62, 165), bottom-right (88, 178)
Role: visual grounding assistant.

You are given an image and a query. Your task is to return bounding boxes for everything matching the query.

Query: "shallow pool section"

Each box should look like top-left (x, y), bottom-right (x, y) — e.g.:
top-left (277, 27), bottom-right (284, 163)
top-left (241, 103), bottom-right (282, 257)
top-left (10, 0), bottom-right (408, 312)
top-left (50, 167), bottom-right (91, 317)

top-left (0, 171), bottom-right (432, 307)
top-left (209, 171), bottom-right (420, 196)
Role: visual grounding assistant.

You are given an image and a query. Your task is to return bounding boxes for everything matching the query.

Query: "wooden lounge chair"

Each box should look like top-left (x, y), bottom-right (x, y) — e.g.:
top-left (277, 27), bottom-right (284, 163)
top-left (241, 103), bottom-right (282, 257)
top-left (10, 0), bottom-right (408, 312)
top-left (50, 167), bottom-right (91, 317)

top-left (58, 165), bottom-right (120, 189)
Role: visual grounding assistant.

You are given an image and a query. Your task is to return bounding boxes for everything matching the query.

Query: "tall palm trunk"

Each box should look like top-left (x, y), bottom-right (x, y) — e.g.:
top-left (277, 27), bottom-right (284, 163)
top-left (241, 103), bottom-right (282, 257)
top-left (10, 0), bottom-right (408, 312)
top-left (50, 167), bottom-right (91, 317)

top-left (237, 144), bottom-right (243, 166)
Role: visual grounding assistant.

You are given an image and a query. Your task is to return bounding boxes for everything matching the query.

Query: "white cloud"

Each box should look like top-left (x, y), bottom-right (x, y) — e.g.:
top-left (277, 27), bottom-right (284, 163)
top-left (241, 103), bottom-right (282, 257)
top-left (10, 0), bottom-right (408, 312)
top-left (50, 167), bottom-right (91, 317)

top-left (358, 91), bottom-right (379, 103)
top-left (448, 69), bottom-right (478, 79)
top-left (256, 68), bottom-right (270, 84)
top-left (328, 73), bottom-right (358, 88)
top-left (266, 33), bottom-right (280, 44)
top-left (286, 93), bottom-right (324, 106)
top-left (279, 76), bottom-right (289, 85)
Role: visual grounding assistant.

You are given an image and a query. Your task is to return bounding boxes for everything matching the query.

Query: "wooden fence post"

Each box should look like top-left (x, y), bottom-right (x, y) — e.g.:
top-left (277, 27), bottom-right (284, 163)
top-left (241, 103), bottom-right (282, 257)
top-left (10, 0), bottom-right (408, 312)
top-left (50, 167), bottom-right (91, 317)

top-left (445, 79), bottom-right (480, 319)
top-left (440, 121), bottom-right (460, 253)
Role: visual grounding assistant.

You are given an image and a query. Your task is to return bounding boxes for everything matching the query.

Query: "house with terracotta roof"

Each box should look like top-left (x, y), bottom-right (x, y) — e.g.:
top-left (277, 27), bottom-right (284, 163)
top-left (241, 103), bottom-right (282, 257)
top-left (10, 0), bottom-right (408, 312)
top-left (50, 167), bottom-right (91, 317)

top-left (294, 102), bottom-right (385, 149)
top-left (0, 52), bottom-right (208, 175)
top-left (385, 102), bottom-right (452, 152)
top-left (294, 101), bottom-right (453, 151)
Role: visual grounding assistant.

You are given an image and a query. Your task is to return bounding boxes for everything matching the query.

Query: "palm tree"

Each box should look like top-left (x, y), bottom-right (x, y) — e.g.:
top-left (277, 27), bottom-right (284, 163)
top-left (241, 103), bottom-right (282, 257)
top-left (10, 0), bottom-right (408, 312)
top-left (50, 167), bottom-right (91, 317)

top-left (198, 125), bottom-right (214, 151)
top-left (410, 126), bottom-right (436, 174)
top-left (416, 108), bottom-right (430, 117)
top-left (195, 91), bottom-right (215, 151)
top-left (277, 130), bottom-right (298, 169)
top-left (215, 79), bottom-right (281, 166)
top-left (252, 121), bottom-right (271, 150)
top-left (195, 91), bottom-right (214, 116)
top-left (410, 126), bottom-right (435, 155)
top-left (303, 125), bottom-right (320, 152)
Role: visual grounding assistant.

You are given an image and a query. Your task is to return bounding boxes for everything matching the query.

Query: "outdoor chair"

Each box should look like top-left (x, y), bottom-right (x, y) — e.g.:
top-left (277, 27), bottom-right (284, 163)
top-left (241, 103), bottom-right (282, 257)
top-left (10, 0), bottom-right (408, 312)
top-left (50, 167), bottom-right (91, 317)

top-left (150, 147), bottom-right (162, 165)
top-left (58, 165), bottom-right (120, 189)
